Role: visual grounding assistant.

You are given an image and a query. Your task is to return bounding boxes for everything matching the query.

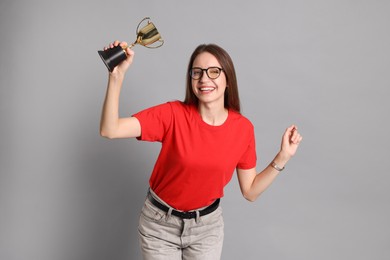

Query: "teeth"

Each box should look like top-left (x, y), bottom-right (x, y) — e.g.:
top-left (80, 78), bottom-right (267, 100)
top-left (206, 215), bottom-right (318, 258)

top-left (200, 87), bottom-right (214, 91)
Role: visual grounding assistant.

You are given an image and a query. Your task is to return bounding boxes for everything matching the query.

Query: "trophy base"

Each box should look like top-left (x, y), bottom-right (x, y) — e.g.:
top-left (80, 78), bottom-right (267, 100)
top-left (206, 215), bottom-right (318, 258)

top-left (98, 45), bottom-right (127, 72)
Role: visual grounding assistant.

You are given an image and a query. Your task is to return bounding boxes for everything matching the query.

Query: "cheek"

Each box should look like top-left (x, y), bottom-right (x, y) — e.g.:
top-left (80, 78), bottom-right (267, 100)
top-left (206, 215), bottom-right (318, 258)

top-left (219, 75), bottom-right (227, 87)
top-left (191, 82), bottom-right (197, 91)
top-left (217, 78), bottom-right (227, 89)
top-left (191, 83), bottom-right (199, 96)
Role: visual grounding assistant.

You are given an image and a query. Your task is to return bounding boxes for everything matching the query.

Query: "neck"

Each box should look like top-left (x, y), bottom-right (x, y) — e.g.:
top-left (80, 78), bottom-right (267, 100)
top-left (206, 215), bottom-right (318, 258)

top-left (198, 103), bottom-right (228, 126)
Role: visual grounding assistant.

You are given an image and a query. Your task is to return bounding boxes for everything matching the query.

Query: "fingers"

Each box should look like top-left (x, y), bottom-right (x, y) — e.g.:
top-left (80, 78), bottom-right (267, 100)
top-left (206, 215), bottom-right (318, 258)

top-left (103, 40), bottom-right (128, 50)
top-left (124, 46), bottom-right (134, 57)
top-left (289, 125), bottom-right (302, 145)
top-left (102, 40), bottom-right (135, 64)
top-left (283, 125), bottom-right (302, 145)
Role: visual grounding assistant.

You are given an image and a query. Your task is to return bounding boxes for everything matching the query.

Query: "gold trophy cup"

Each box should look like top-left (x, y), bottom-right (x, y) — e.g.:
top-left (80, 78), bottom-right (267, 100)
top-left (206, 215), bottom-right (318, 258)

top-left (98, 17), bottom-right (164, 72)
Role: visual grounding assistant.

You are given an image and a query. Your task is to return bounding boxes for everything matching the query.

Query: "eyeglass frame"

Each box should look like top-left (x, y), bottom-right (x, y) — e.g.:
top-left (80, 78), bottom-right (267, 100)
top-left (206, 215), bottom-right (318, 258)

top-left (189, 67), bottom-right (224, 80)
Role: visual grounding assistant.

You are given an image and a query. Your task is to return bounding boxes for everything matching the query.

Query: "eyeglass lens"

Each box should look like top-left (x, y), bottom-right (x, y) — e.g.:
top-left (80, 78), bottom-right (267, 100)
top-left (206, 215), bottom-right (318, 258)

top-left (191, 67), bottom-right (222, 79)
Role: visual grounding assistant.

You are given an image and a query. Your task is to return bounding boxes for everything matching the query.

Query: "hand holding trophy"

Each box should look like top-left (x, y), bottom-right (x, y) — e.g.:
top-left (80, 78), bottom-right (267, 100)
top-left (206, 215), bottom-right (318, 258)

top-left (98, 17), bottom-right (164, 72)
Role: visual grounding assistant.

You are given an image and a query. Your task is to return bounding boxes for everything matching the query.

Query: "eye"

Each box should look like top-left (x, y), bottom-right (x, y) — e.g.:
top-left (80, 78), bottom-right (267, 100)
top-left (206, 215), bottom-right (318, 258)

top-left (191, 68), bottom-right (202, 78)
top-left (208, 68), bottom-right (220, 77)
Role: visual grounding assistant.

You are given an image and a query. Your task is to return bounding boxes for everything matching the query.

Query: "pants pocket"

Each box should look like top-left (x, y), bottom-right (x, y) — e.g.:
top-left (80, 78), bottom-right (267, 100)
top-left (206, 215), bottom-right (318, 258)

top-left (140, 198), bottom-right (166, 222)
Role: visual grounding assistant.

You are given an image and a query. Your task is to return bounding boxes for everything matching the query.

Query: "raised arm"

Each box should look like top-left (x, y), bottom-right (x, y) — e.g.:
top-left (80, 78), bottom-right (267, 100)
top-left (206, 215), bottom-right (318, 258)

top-left (100, 41), bottom-right (141, 139)
top-left (237, 125), bottom-right (303, 201)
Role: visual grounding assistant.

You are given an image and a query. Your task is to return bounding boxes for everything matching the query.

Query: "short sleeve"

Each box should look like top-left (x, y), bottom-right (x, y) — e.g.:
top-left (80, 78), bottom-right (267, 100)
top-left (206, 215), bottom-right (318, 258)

top-left (237, 125), bottom-right (257, 170)
top-left (132, 102), bottom-right (173, 142)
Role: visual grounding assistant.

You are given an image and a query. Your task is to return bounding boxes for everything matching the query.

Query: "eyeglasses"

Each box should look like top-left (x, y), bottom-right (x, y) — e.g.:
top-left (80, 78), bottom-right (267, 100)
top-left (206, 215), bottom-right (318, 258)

top-left (189, 67), bottom-right (224, 80)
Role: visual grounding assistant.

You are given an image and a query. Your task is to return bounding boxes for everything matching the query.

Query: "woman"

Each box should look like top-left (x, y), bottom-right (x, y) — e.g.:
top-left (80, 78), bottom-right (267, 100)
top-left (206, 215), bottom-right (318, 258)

top-left (100, 41), bottom-right (302, 260)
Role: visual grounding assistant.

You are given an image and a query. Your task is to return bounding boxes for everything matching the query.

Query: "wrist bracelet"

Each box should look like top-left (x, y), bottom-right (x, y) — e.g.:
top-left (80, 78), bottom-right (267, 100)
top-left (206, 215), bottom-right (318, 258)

top-left (270, 161), bottom-right (285, 172)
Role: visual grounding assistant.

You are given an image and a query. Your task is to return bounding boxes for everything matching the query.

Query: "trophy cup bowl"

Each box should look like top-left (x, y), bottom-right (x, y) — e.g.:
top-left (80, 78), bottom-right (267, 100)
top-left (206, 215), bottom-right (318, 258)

top-left (98, 17), bottom-right (164, 72)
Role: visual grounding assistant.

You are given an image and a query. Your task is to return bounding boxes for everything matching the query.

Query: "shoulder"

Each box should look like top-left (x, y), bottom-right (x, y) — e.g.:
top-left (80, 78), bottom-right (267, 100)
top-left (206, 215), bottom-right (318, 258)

top-left (228, 110), bottom-right (254, 130)
top-left (166, 100), bottom-right (197, 116)
top-left (134, 101), bottom-right (193, 120)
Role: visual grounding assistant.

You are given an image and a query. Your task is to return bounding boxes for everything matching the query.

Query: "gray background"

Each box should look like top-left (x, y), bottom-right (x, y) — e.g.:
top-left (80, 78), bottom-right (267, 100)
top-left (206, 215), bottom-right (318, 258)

top-left (1, 0), bottom-right (389, 259)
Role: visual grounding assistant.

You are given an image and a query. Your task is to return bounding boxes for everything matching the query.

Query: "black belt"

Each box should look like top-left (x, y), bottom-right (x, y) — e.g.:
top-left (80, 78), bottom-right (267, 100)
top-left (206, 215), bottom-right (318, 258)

top-left (148, 195), bottom-right (220, 219)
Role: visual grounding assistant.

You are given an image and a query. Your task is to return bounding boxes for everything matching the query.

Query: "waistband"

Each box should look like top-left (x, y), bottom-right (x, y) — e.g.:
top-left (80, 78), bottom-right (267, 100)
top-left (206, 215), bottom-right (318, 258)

top-left (147, 191), bottom-right (220, 219)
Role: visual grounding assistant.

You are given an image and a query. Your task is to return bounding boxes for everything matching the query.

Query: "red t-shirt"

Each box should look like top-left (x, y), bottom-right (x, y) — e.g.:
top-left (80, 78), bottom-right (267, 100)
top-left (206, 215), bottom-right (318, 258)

top-left (133, 101), bottom-right (257, 211)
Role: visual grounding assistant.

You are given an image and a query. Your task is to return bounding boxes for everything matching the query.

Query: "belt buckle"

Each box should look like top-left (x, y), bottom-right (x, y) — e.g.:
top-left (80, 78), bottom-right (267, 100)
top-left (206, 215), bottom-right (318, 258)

top-left (178, 210), bottom-right (195, 219)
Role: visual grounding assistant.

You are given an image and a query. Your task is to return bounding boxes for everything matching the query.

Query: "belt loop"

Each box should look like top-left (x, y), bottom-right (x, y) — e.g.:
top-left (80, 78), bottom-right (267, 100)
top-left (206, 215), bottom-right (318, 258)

top-left (166, 207), bottom-right (173, 221)
top-left (195, 210), bottom-right (200, 223)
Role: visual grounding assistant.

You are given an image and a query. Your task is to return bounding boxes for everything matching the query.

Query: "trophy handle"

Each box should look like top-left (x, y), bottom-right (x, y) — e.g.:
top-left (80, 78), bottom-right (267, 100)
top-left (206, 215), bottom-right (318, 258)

top-left (135, 17), bottom-right (164, 49)
top-left (144, 39), bottom-right (164, 49)
top-left (136, 17), bottom-right (151, 35)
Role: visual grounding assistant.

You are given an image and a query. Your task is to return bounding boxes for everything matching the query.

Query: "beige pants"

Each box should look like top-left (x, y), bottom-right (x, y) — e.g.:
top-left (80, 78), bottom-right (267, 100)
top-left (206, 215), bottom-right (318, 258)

top-left (138, 190), bottom-right (224, 260)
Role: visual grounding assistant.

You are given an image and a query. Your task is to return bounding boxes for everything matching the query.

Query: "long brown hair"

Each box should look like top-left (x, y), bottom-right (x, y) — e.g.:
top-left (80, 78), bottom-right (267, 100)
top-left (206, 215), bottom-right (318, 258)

top-left (184, 44), bottom-right (241, 113)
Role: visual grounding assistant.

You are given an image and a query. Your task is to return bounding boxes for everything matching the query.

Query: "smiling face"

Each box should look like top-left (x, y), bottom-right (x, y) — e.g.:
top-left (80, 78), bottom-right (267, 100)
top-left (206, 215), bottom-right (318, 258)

top-left (184, 44), bottom-right (241, 113)
top-left (191, 52), bottom-right (227, 108)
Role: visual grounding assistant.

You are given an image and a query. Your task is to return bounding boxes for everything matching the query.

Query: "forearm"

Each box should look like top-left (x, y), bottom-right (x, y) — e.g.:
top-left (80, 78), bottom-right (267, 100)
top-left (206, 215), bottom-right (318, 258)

top-left (244, 151), bottom-right (291, 201)
top-left (244, 125), bottom-right (303, 201)
top-left (100, 75), bottom-right (124, 137)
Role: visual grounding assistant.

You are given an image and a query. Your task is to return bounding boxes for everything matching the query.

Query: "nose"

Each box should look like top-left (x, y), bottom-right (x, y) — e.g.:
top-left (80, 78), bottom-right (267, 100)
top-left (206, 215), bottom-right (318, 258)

top-left (199, 70), bottom-right (210, 82)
